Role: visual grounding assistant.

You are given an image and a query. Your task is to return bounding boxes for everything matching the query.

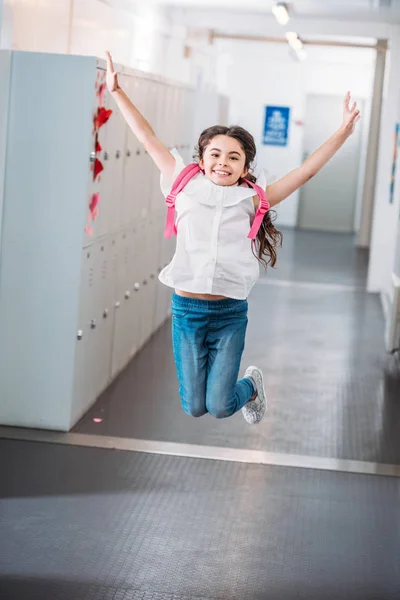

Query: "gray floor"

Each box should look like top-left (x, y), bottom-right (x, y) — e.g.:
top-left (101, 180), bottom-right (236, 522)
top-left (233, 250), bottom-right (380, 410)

top-left (2, 438), bottom-right (400, 600)
top-left (2, 228), bottom-right (400, 600)
top-left (74, 229), bottom-right (400, 465)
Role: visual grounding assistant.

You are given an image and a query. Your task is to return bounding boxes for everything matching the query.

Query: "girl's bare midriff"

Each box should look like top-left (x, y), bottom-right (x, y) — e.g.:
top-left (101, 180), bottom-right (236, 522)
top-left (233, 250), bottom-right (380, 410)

top-left (175, 289), bottom-right (228, 301)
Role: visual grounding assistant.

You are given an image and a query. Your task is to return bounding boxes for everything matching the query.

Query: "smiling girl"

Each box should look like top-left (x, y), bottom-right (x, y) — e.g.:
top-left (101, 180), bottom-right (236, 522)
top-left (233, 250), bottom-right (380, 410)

top-left (106, 51), bottom-right (360, 425)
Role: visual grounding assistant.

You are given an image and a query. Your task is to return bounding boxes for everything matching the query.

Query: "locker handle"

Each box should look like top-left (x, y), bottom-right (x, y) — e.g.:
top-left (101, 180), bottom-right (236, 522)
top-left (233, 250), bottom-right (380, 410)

top-left (104, 151), bottom-right (109, 161)
top-left (77, 330), bottom-right (83, 340)
top-left (136, 149), bottom-right (140, 156)
top-left (116, 150), bottom-right (121, 159)
top-left (90, 151), bottom-right (96, 163)
top-left (143, 279), bottom-right (148, 285)
top-left (126, 149), bottom-right (132, 157)
top-left (134, 283), bottom-right (140, 291)
top-left (115, 301), bottom-right (121, 308)
top-left (150, 274), bottom-right (155, 279)
top-left (125, 290), bottom-right (131, 299)
top-left (103, 309), bottom-right (109, 318)
top-left (90, 320), bottom-right (96, 329)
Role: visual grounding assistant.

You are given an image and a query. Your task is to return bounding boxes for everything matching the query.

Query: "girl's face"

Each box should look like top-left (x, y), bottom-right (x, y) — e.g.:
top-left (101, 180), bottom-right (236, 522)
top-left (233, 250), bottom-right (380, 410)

top-left (199, 135), bottom-right (248, 186)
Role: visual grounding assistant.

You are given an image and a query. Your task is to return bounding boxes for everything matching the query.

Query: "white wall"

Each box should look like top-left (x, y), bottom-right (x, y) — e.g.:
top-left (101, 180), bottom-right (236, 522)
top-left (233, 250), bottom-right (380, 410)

top-left (368, 32), bottom-right (400, 300)
top-left (0, 0), bottom-right (208, 86)
top-left (172, 8), bottom-right (400, 302)
top-left (215, 38), bottom-right (374, 227)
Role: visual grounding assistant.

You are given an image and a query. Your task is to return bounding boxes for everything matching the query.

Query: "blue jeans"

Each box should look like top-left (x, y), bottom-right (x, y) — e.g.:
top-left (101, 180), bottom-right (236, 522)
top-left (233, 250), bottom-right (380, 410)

top-left (171, 293), bottom-right (254, 418)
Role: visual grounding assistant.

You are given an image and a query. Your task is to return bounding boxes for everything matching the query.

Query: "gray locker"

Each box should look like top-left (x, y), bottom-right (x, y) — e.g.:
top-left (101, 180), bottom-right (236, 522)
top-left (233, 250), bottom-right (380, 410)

top-left (0, 50), bottom-right (200, 431)
top-left (111, 230), bottom-right (134, 377)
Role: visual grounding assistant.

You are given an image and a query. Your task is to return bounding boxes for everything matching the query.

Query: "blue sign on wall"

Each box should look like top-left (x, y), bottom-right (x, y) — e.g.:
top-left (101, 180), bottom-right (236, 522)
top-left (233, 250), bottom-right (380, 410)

top-left (263, 106), bottom-right (291, 146)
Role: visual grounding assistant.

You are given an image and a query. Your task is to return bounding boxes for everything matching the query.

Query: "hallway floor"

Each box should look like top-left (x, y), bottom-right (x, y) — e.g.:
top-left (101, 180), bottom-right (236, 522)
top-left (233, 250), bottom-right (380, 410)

top-left (1, 228), bottom-right (400, 600)
top-left (74, 228), bottom-right (400, 465)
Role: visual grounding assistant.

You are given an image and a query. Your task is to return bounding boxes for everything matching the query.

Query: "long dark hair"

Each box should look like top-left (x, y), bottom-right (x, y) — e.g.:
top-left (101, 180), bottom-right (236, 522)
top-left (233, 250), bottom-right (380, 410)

top-left (194, 125), bottom-right (282, 268)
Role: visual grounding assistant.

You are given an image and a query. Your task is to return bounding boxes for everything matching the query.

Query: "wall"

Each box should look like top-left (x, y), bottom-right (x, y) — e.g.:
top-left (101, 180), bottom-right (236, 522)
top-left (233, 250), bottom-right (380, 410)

top-left (0, 0), bottom-right (207, 86)
top-left (172, 8), bottom-right (400, 303)
top-left (367, 33), bottom-right (400, 300)
top-left (215, 38), bottom-right (374, 227)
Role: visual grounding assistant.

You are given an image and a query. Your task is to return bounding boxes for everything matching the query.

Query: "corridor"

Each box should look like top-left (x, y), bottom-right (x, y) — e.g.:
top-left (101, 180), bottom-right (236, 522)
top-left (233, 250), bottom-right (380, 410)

top-left (1, 228), bottom-right (400, 600)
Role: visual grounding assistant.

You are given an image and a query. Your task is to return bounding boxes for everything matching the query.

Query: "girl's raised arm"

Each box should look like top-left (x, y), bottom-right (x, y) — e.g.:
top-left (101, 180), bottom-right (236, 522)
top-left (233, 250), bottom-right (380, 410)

top-left (266, 92), bottom-right (361, 207)
top-left (105, 51), bottom-right (176, 181)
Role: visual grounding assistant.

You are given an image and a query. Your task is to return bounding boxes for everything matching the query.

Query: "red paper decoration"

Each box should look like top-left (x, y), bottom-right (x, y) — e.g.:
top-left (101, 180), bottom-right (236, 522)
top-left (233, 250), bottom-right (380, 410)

top-left (94, 158), bottom-right (104, 180)
top-left (94, 106), bottom-right (112, 129)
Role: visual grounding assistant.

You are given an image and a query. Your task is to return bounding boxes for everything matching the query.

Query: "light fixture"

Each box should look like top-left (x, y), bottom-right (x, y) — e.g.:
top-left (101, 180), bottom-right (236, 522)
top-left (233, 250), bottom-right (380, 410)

top-left (272, 2), bottom-right (290, 26)
top-left (285, 32), bottom-right (307, 61)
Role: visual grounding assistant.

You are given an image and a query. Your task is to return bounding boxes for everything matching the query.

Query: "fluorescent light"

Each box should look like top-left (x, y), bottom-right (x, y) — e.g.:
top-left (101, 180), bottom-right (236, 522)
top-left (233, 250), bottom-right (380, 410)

top-left (286, 31), bottom-right (303, 51)
top-left (272, 2), bottom-right (290, 26)
top-left (285, 32), bottom-right (307, 61)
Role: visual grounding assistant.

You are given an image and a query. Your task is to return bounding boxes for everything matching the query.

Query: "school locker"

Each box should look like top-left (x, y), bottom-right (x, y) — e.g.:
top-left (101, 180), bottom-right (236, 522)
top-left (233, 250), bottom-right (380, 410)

top-left (128, 225), bottom-right (143, 358)
top-left (82, 66), bottom-right (109, 247)
top-left (72, 245), bottom-right (102, 425)
top-left (96, 83), bottom-right (127, 238)
top-left (0, 49), bottom-right (200, 431)
top-left (92, 238), bottom-right (116, 395)
top-left (119, 74), bottom-right (137, 228)
top-left (111, 230), bottom-right (134, 377)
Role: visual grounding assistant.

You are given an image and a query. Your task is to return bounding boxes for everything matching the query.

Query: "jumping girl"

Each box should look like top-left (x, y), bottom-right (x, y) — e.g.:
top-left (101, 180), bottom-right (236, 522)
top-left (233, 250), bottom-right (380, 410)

top-left (105, 51), bottom-right (360, 425)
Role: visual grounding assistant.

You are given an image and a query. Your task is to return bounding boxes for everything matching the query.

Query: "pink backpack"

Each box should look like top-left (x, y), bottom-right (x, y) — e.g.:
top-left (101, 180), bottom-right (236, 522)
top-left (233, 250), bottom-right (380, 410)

top-left (164, 164), bottom-right (270, 240)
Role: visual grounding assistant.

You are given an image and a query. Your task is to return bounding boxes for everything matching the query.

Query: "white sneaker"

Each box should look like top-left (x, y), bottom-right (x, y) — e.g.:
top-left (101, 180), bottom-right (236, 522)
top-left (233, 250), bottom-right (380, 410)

top-left (241, 366), bottom-right (267, 424)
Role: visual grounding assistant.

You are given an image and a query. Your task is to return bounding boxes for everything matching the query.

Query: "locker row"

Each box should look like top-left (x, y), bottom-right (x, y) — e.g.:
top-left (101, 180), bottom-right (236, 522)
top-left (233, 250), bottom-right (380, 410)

top-left (72, 214), bottom-right (175, 422)
top-left (83, 67), bottom-right (195, 247)
top-left (0, 51), bottom-right (213, 430)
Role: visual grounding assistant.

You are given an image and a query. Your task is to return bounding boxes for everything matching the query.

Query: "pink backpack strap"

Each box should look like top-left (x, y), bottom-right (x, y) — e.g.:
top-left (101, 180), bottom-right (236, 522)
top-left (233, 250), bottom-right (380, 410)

top-left (164, 163), bottom-right (201, 238)
top-left (243, 180), bottom-right (270, 240)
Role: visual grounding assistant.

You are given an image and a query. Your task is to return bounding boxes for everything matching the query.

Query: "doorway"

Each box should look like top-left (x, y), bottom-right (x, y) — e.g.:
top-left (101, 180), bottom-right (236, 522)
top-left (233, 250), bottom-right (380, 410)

top-left (297, 94), bottom-right (364, 233)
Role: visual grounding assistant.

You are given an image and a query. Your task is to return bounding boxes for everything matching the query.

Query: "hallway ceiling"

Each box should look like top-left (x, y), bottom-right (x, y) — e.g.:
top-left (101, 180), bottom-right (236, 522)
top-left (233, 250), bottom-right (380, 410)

top-left (146, 0), bottom-right (400, 22)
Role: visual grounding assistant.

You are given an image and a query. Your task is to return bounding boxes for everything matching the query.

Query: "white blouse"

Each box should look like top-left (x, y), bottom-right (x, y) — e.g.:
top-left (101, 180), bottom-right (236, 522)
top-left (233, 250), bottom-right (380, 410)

top-left (159, 149), bottom-right (267, 300)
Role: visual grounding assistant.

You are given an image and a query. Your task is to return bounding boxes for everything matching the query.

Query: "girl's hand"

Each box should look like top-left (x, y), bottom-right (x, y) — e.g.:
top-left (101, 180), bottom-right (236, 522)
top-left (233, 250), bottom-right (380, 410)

top-left (105, 51), bottom-right (120, 93)
top-left (341, 92), bottom-right (361, 136)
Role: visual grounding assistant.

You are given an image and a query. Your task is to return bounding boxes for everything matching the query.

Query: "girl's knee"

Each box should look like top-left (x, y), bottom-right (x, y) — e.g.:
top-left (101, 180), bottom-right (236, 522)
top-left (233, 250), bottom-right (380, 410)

top-left (182, 405), bottom-right (207, 418)
top-left (207, 405), bottom-right (235, 419)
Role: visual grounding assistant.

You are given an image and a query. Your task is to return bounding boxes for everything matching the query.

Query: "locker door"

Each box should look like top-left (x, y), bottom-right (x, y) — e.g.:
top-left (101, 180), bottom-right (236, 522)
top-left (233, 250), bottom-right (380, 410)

top-left (145, 216), bottom-right (158, 337)
top-left (154, 213), bottom-right (167, 330)
top-left (129, 225), bottom-right (142, 358)
top-left (95, 74), bottom-right (127, 237)
top-left (111, 230), bottom-right (135, 377)
top-left (132, 76), bottom-right (149, 221)
top-left (133, 219), bottom-right (147, 350)
top-left (92, 239), bottom-right (116, 395)
top-left (72, 247), bottom-right (98, 423)
top-left (165, 85), bottom-right (175, 150)
top-left (149, 81), bottom-right (166, 214)
top-left (140, 217), bottom-right (157, 347)
top-left (119, 74), bottom-right (136, 228)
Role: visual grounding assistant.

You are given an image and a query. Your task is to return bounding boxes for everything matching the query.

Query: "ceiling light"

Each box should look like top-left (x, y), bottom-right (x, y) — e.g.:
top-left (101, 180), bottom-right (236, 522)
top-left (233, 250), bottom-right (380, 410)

top-left (272, 2), bottom-right (290, 26)
top-left (286, 31), bottom-right (303, 51)
top-left (285, 32), bottom-right (307, 61)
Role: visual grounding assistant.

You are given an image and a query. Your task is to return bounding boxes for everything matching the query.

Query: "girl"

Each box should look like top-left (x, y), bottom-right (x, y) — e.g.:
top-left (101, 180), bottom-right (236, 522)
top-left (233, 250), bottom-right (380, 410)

top-left (105, 51), bottom-right (360, 425)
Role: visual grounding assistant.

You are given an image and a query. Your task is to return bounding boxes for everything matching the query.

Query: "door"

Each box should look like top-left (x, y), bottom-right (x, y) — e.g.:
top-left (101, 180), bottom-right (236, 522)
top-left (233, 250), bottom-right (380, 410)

top-left (297, 94), bottom-right (364, 233)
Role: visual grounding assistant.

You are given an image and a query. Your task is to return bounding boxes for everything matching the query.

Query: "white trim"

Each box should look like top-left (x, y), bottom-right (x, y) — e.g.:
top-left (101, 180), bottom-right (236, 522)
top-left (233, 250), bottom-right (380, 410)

top-left (1, 427), bottom-right (400, 478)
top-left (257, 278), bottom-right (365, 292)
